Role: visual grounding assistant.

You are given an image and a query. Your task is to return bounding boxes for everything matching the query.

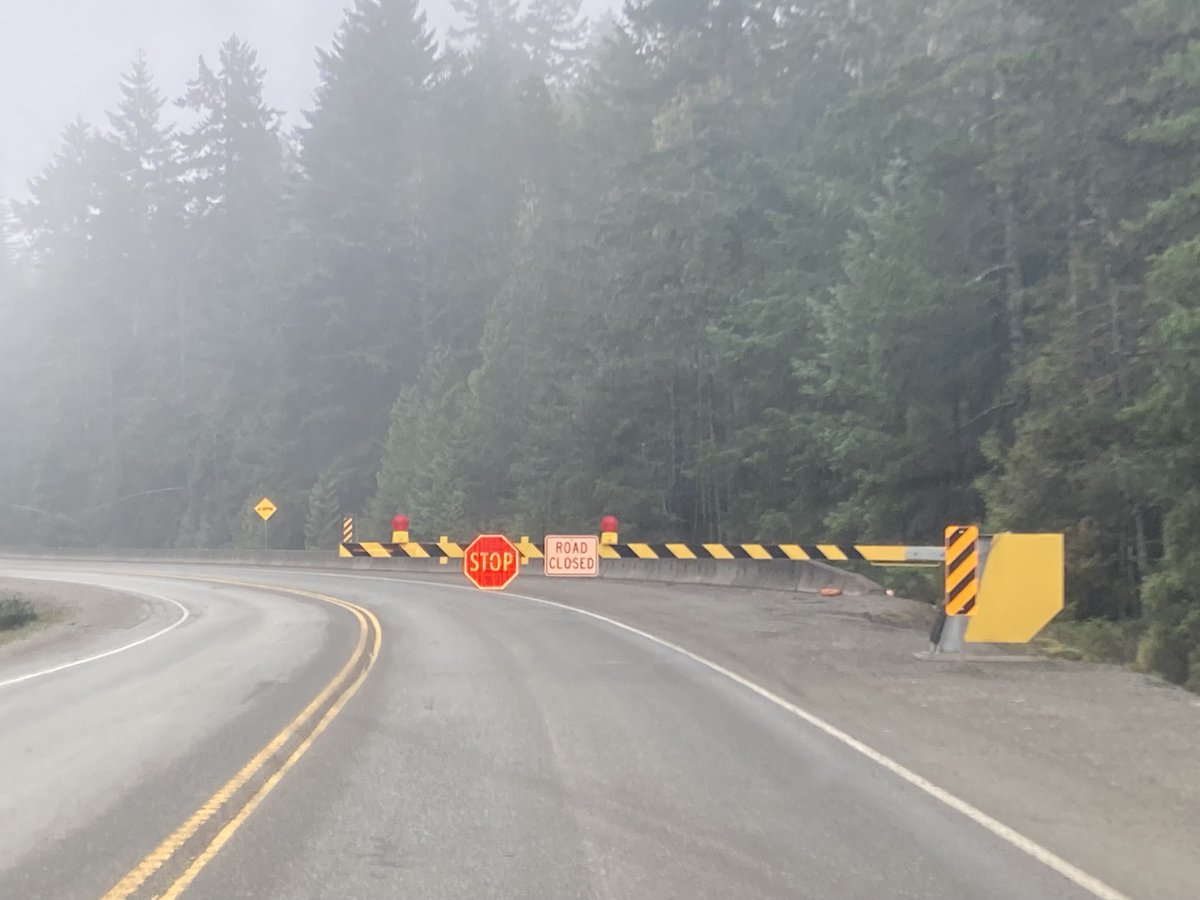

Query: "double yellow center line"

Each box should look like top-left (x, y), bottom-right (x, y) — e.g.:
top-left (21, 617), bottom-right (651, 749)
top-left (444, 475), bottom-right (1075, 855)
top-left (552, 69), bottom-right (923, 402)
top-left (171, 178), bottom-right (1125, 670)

top-left (102, 579), bottom-right (383, 900)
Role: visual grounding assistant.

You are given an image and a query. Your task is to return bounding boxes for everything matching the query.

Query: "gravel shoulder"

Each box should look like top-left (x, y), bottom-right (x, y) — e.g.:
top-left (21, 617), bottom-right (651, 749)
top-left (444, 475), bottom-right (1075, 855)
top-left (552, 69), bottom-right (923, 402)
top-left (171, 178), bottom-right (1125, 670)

top-left (0, 576), bottom-right (174, 679)
top-left (513, 578), bottom-right (1200, 900)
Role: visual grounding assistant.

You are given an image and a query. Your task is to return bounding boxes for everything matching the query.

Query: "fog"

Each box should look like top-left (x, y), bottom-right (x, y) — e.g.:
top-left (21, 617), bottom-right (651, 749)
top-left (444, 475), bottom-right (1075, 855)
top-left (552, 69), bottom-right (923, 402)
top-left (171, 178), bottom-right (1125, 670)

top-left (1, 0), bottom-right (616, 199)
top-left (2, 2), bottom-right (1199, 688)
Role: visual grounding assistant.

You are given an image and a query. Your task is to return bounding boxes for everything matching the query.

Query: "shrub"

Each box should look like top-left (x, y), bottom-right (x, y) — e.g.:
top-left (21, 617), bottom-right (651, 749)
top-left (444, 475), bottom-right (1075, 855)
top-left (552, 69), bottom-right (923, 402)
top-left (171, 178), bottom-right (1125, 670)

top-left (1046, 618), bottom-right (1143, 665)
top-left (0, 594), bottom-right (37, 631)
top-left (1136, 572), bottom-right (1200, 687)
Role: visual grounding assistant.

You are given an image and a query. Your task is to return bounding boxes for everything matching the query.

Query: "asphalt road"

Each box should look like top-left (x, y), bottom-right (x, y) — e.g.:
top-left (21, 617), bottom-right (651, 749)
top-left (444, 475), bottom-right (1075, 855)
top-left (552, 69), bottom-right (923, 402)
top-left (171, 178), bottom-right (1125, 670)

top-left (0, 563), bottom-right (1120, 899)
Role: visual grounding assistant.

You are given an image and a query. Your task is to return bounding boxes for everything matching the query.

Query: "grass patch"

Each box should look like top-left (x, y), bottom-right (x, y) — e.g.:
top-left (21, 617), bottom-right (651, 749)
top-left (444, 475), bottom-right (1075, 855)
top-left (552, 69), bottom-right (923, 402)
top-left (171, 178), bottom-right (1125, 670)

top-left (1036, 618), bottom-right (1144, 666)
top-left (0, 593), bottom-right (38, 631)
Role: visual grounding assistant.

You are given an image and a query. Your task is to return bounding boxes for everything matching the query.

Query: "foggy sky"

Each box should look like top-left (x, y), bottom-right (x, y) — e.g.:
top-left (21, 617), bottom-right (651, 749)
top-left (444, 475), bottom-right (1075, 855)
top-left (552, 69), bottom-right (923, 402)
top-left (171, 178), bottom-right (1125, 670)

top-left (1, 1), bottom-right (617, 202)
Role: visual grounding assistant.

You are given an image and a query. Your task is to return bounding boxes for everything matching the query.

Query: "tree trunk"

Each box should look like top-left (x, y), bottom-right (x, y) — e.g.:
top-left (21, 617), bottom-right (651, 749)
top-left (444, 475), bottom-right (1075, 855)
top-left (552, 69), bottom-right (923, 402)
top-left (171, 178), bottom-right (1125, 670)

top-left (1066, 172), bottom-right (1085, 313)
top-left (1004, 189), bottom-right (1024, 360)
top-left (1132, 506), bottom-right (1149, 617)
top-left (1105, 260), bottom-right (1130, 400)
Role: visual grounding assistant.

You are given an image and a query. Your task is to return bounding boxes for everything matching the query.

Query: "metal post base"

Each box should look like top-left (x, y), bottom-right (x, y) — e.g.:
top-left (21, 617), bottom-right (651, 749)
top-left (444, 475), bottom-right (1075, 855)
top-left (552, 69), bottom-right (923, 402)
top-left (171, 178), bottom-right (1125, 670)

top-left (933, 614), bottom-right (968, 653)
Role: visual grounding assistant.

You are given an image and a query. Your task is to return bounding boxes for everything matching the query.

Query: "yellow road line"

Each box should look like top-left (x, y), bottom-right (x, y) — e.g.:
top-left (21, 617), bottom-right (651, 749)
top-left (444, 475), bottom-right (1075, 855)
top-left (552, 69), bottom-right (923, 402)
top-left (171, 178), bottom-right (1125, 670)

top-left (101, 578), bottom-right (382, 900)
top-left (160, 643), bottom-right (375, 898)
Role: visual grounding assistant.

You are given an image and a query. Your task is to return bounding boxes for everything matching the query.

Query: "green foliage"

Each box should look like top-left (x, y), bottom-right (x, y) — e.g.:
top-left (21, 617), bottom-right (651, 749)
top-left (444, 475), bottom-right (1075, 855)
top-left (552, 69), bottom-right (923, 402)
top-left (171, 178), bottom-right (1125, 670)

top-left (1137, 569), bottom-right (1200, 688)
top-left (0, 594), bottom-right (37, 631)
top-left (370, 353), bottom-right (469, 536)
top-left (5, 1), bottom-right (1200, 688)
top-left (1044, 618), bottom-right (1145, 665)
top-left (305, 465), bottom-right (350, 550)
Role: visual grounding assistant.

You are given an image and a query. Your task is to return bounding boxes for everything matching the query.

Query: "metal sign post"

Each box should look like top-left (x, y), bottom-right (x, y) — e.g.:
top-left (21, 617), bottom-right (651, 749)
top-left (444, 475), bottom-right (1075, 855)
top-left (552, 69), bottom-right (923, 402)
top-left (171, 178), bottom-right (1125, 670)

top-left (254, 498), bottom-right (277, 551)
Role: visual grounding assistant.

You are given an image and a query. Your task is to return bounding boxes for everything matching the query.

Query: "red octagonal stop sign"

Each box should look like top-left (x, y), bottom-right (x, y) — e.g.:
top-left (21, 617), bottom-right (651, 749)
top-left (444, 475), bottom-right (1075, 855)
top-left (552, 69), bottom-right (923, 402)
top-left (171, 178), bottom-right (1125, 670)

top-left (463, 533), bottom-right (521, 591)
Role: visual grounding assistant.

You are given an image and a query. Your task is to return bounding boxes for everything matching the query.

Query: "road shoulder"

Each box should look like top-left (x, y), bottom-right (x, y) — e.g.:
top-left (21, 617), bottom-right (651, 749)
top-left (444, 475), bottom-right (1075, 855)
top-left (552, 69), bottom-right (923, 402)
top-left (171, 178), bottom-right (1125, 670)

top-left (511, 578), bottom-right (1200, 900)
top-left (0, 576), bottom-right (177, 680)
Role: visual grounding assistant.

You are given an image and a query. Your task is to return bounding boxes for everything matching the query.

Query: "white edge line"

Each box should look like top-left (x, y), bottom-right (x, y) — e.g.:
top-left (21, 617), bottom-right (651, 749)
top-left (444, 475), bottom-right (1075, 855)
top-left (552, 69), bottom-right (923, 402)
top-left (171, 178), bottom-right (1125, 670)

top-left (312, 571), bottom-right (1133, 900)
top-left (0, 579), bottom-right (190, 689)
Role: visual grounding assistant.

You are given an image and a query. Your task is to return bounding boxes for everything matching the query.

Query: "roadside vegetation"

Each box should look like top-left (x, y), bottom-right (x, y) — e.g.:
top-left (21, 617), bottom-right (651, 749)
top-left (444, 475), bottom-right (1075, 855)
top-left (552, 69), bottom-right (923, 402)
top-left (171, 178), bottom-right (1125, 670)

top-left (0, 593), bottom-right (38, 632)
top-left (2, 1), bottom-right (1200, 689)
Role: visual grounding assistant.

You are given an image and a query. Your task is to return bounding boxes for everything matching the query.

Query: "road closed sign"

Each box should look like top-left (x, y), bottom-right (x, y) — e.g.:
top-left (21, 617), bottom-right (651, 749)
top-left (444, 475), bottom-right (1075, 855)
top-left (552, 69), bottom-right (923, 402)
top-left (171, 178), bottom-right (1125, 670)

top-left (543, 535), bottom-right (599, 577)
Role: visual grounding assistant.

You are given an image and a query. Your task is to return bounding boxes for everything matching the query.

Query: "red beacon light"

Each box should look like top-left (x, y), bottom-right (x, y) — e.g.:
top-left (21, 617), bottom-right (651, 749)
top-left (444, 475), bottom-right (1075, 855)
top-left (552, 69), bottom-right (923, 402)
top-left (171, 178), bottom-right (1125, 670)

top-left (600, 515), bottom-right (619, 545)
top-left (391, 514), bottom-right (410, 544)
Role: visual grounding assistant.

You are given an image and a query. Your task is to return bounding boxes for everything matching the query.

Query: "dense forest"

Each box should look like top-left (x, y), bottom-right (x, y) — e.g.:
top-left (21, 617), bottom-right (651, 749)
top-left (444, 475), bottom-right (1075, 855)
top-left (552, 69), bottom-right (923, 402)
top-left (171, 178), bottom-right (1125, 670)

top-left (1, 0), bottom-right (1199, 686)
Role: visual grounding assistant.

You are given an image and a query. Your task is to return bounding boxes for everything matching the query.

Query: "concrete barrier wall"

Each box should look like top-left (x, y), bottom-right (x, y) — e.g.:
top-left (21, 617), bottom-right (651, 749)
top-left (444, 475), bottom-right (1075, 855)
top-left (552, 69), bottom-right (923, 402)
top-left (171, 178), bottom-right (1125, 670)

top-left (584, 557), bottom-right (882, 595)
top-left (0, 548), bottom-right (883, 595)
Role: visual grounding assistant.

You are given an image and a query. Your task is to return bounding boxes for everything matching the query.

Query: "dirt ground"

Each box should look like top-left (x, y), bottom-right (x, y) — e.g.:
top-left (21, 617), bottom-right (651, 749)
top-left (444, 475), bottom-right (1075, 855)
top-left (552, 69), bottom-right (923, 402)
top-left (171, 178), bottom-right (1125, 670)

top-left (0, 577), bottom-right (157, 674)
top-left (516, 578), bottom-right (1200, 900)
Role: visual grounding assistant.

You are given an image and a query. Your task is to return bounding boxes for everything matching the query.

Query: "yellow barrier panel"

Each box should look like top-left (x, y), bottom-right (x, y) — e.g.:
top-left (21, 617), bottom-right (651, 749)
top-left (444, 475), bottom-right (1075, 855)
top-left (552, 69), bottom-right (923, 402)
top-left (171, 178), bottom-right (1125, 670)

top-left (965, 533), bottom-right (1064, 643)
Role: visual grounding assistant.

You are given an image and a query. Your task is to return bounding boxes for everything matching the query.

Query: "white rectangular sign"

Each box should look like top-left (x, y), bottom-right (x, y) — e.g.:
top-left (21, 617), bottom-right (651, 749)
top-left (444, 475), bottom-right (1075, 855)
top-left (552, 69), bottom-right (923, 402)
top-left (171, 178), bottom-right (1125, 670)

top-left (543, 534), bottom-right (599, 577)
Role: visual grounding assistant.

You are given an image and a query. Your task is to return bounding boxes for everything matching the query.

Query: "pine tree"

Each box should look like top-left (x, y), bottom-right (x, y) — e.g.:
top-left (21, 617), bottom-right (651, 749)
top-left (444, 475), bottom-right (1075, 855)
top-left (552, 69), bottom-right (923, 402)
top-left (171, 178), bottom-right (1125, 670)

top-left (0, 226), bottom-right (30, 542)
top-left (13, 119), bottom-right (101, 265)
top-left (451, 0), bottom-right (525, 70)
top-left (5, 0), bottom-right (1200, 687)
top-left (305, 466), bottom-right (347, 550)
top-left (8, 121), bottom-right (106, 535)
top-left (91, 53), bottom-right (189, 546)
top-left (1123, 0), bottom-right (1200, 686)
top-left (172, 37), bottom-right (286, 546)
top-left (278, 0), bottom-right (442, 513)
top-left (178, 36), bottom-right (281, 259)
top-left (981, 0), bottom-right (1156, 619)
top-left (523, 0), bottom-right (587, 84)
top-left (15, 53), bottom-right (190, 548)
top-left (104, 52), bottom-right (179, 227)
top-left (370, 352), bottom-right (469, 535)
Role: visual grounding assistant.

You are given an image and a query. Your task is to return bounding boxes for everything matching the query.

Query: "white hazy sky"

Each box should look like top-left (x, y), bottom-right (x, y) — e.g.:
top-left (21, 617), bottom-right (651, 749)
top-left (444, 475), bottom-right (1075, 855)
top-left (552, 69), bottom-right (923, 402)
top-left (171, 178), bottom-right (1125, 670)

top-left (1, 1), bottom-right (618, 201)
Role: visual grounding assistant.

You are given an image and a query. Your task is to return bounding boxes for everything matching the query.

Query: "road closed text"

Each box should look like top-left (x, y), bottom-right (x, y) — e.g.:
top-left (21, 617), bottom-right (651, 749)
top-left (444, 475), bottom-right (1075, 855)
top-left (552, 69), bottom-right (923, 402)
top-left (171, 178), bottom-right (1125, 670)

top-left (543, 535), bottom-right (600, 578)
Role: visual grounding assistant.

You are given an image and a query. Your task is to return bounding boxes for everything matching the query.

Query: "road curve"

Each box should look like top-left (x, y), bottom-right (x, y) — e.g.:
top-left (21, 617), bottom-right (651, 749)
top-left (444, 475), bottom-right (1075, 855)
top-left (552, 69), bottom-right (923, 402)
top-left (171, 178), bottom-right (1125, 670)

top-left (0, 562), bottom-right (1115, 899)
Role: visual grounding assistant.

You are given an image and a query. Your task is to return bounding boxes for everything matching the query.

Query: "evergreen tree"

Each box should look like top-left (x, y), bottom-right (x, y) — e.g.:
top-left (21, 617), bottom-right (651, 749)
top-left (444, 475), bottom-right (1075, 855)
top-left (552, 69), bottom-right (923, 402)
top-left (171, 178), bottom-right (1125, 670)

top-left (7, 121), bottom-right (106, 540)
top-left (1123, 0), bottom-right (1200, 686)
top-left (305, 465), bottom-right (347, 550)
top-left (523, 0), bottom-right (587, 84)
top-left (981, 0), bottom-right (1155, 619)
top-left (4, 0), bottom-right (1200, 686)
top-left (371, 352), bottom-right (469, 535)
top-left (278, 0), bottom-right (441, 516)
top-left (174, 36), bottom-right (285, 546)
top-left (451, 0), bottom-right (526, 70)
top-left (178, 36), bottom-right (281, 259)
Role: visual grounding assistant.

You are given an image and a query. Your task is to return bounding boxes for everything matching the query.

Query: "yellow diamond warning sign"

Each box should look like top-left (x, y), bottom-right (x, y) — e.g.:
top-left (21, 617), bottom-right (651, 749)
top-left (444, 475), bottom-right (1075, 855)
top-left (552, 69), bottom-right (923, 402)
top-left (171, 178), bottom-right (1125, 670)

top-left (543, 535), bottom-right (599, 577)
top-left (254, 498), bottom-right (277, 522)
